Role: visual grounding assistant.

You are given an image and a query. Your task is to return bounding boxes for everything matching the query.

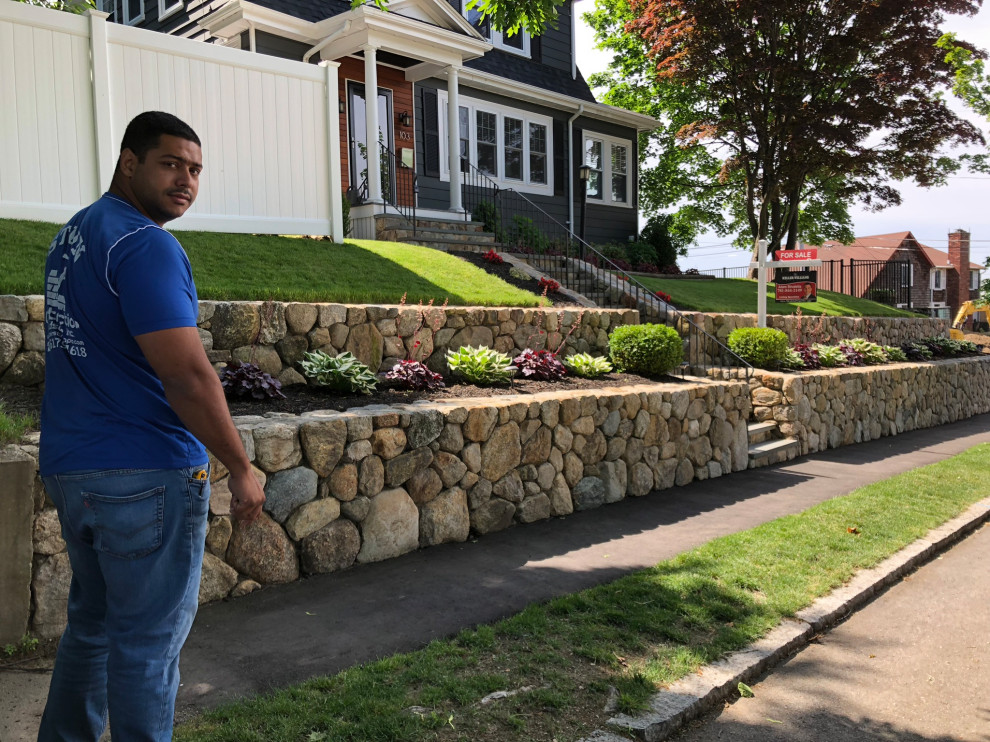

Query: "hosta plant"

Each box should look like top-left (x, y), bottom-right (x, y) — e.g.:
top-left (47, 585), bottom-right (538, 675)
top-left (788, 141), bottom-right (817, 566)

top-left (562, 353), bottom-right (613, 378)
top-left (778, 348), bottom-right (806, 370)
top-left (848, 339), bottom-right (887, 365)
top-left (446, 346), bottom-right (516, 385)
top-left (219, 360), bottom-right (286, 400)
top-left (384, 360), bottom-right (446, 391)
top-left (814, 344), bottom-right (846, 368)
top-left (512, 349), bottom-right (567, 381)
top-left (299, 351), bottom-right (378, 394)
top-left (883, 345), bottom-right (908, 362)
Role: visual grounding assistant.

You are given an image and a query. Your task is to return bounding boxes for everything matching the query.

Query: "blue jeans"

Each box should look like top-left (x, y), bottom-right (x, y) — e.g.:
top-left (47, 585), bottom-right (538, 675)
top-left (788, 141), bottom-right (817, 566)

top-left (38, 466), bottom-right (210, 742)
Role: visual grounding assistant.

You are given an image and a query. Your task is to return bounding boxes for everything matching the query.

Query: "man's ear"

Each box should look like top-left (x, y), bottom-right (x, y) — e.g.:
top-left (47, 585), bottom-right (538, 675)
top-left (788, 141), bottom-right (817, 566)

top-left (118, 148), bottom-right (139, 177)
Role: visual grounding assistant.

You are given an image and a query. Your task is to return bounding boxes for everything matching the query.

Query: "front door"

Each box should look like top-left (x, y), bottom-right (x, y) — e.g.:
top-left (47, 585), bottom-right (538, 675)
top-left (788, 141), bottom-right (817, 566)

top-left (347, 81), bottom-right (393, 199)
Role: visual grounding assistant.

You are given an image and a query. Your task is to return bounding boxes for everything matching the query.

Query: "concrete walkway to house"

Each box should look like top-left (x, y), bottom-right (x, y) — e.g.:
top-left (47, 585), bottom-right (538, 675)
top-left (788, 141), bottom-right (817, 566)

top-left (2, 414), bottom-right (989, 741)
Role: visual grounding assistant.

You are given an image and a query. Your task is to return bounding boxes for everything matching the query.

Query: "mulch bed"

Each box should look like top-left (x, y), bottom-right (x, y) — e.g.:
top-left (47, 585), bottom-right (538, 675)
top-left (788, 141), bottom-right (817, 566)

top-left (448, 250), bottom-right (581, 307)
top-left (1, 372), bottom-right (675, 424)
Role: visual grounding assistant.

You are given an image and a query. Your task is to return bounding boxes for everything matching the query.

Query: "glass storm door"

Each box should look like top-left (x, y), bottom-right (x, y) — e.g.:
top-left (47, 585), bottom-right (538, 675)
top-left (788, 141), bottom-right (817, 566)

top-left (347, 81), bottom-right (393, 197)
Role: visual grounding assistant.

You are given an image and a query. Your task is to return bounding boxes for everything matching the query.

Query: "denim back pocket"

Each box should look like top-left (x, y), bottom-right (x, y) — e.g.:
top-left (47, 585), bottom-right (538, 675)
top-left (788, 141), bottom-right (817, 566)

top-left (84, 486), bottom-right (165, 559)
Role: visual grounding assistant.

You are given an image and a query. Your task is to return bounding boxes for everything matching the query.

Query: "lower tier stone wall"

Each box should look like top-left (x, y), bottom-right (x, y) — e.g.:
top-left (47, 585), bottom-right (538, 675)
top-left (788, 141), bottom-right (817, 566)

top-left (10, 358), bottom-right (990, 643)
top-left (747, 356), bottom-right (990, 455)
top-left (15, 379), bottom-right (753, 639)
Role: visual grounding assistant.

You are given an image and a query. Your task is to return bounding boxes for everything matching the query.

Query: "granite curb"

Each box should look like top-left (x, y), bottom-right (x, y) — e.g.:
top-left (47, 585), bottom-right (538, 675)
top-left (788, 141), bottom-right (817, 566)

top-left (579, 496), bottom-right (990, 742)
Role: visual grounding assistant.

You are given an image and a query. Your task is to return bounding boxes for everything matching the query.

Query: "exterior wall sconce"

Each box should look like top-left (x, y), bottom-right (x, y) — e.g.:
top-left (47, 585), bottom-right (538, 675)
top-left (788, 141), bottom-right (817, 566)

top-left (339, 98), bottom-right (345, 114)
top-left (398, 110), bottom-right (412, 127)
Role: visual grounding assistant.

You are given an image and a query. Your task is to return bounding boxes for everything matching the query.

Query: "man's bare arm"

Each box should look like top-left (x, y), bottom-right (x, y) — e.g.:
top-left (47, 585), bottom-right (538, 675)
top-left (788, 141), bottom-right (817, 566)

top-left (135, 326), bottom-right (264, 523)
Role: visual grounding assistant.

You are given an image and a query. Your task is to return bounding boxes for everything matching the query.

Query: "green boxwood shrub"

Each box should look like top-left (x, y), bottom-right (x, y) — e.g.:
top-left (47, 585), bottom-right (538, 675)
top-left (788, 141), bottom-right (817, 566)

top-left (608, 324), bottom-right (684, 377)
top-left (727, 327), bottom-right (791, 369)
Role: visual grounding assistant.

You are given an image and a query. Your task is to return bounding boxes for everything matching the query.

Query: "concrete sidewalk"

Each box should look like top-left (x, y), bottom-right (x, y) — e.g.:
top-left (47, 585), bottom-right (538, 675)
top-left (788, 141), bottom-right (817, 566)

top-left (2, 414), bottom-right (989, 740)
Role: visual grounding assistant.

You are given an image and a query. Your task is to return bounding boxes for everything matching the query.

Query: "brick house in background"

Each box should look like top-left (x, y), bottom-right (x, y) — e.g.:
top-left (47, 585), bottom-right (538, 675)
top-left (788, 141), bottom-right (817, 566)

top-left (816, 230), bottom-right (984, 324)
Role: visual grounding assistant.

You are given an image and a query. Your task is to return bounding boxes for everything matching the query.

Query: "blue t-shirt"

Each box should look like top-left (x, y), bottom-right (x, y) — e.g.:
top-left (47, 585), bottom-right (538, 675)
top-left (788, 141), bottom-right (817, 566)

top-left (40, 193), bottom-right (208, 475)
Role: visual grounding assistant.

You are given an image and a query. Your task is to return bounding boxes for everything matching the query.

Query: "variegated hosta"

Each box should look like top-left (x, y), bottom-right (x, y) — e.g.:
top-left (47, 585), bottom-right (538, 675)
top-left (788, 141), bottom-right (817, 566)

top-left (561, 352), bottom-right (613, 379)
top-left (299, 351), bottom-right (379, 394)
top-left (445, 346), bottom-right (516, 385)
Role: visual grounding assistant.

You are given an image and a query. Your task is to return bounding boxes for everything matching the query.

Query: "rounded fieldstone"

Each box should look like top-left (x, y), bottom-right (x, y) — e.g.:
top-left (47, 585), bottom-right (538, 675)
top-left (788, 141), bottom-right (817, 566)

top-left (300, 519), bottom-right (361, 574)
top-left (206, 516), bottom-right (233, 557)
top-left (199, 552), bottom-right (238, 604)
top-left (470, 498), bottom-right (516, 535)
top-left (264, 466), bottom-right (318, 523)
top-left (419, 487), bottom-right (469, 547)
top-left (341, 495), bottom-right (371, 522)
top-left (359, 456), bottom-right (385, 497)
top-left (226, 513), bottom-right (299, 584)
top-left (0, 323), bottom-right (21, 374)
top-left (357, 488), bottom-right (419, 563)
top-left (407, 409), bottom-right (445, 448)
top-left (492, 471), bottom-right (525, 503)
top-left (371, 428), bottom-right (408, 459)
top-left (33, 508), bottom-right (65, 556)
top-left (300, 419), bottom-right (348, 477)
top-left (572, 477), bottom-right (605, 511)
top-left (211, 303), bottom-right (261, 349)
top-left (481, 423), bottom-right (521, 482)
top-left (516, 493), bottom-right (552, 523)
top-left (385, 447), bottom-right (433, 488)
top-left (285, 497), bottom-right (341, 541)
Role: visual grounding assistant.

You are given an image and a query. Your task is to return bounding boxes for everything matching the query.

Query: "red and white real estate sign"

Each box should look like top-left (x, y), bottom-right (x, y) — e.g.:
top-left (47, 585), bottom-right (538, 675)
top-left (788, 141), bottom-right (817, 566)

top-left (777, 248), bottom-right (818, 262)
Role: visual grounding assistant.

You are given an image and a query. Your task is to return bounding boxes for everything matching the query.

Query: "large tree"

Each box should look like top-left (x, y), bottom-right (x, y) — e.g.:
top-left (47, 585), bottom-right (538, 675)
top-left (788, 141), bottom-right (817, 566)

top-left (938, 31), bottom-right (990, 173)
top-left (589, 0), bottom-right (985, 254)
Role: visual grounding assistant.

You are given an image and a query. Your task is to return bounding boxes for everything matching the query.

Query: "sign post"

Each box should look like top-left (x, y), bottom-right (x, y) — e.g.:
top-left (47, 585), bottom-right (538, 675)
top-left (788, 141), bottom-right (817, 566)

top-left (751, 243), bottom-right (822, 328)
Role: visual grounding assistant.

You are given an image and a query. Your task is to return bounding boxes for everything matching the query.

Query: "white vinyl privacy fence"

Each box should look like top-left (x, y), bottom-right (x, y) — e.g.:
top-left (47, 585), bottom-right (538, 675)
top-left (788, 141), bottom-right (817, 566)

top-left (0, 1), bottom-right (344, 240)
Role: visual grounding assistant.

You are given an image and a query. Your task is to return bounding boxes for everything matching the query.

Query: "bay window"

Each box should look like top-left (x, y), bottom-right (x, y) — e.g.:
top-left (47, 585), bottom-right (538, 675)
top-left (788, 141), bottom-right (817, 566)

top-left (584, 132), bottom-right (632, 206)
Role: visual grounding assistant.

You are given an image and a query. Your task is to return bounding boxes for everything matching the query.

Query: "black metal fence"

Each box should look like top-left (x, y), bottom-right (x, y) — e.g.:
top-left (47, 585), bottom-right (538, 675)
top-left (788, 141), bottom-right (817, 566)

top-left (700, 260), bottom-right (913, 308)
top-left (378, 141), bottom-right (417, 232)
top-left (460, 163), bottom-right (753, 379)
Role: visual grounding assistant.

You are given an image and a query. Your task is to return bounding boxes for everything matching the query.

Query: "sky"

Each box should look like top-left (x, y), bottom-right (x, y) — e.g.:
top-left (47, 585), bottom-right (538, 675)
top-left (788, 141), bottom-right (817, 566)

top-left (573, 1), bottom-right (990, 271)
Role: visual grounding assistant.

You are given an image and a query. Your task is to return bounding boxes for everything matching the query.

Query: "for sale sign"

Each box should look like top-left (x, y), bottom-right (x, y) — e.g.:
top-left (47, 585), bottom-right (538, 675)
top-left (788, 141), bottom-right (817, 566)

top-left (775, 271), bottom-right (817, 303)
top-left (777, 248), bottom-right (818, 262)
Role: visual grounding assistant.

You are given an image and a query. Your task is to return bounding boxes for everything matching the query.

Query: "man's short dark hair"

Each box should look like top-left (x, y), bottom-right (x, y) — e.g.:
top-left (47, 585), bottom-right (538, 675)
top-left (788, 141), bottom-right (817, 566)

top-left (120, 111), bottom-right (201, 162)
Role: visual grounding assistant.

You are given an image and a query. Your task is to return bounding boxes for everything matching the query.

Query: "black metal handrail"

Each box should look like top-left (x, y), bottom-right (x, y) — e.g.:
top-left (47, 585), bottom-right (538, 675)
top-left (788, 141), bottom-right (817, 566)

top-left (458, 162), bottom-right (753, 379)
top-left (378, 141), bottom-right (417, 234)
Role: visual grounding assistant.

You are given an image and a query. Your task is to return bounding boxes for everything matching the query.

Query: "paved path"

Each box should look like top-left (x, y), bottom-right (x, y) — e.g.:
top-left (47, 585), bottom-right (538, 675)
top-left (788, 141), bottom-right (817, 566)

top-left (2, 414), bottom-right (989, 741)
top-left (672, 523), bottom-right (990, 742)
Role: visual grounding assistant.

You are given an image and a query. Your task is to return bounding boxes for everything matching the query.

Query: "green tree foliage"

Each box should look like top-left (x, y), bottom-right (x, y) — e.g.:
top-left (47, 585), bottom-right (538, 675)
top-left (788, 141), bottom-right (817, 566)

top-left (938, 32), bottom-right (990, 173)
top-left (588, 0), bottom-right (985, 255)
top-left (361, 0), bottom-right (563, 35)
top-left (13, 0), bottom-right (93, 12)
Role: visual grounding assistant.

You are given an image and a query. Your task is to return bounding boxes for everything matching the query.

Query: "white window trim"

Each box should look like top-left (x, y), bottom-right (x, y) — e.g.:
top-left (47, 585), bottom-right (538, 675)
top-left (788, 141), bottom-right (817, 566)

top-left (931, 268), bottom-right (945, 290)
top-left (158, 0), bottom-right (183, 22)
top-left (584, 130), bottom-right (633, 208)
top-left (438, 92), bottom-right (553, 196)
top-left (461, 3), bottom-right (530, 57)
top-left (123, 0), bottom-right (145, 25)
top-left (970, 270), bottom-right (981, 291)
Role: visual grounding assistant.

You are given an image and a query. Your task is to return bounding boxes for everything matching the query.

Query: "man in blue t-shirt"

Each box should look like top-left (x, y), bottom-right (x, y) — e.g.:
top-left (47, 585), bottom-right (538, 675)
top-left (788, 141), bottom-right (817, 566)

top-left (39, 111), bottom-right (265, 742)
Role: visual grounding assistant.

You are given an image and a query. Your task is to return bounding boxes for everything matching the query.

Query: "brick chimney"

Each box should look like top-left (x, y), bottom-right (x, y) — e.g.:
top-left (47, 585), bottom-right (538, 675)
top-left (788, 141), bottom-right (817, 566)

top-left (947, 229), bottom-right (971, 321)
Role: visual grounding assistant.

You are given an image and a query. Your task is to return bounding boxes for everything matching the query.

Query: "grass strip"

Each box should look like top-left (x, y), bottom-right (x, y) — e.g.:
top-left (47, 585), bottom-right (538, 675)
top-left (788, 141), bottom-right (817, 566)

top-left (0, 402), bottom-right (37, 444)
top-left (0, 219), bottom-right (545, 307)
top-left (635, 275), bottom-right (919, 318)
top-left (176, 444), bottom-right (990, 742)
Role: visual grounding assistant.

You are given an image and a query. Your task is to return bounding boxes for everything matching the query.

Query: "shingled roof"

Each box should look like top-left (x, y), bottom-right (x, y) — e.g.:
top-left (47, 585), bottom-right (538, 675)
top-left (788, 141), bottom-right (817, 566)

top-left (818, 232), bottom-right (982, 270)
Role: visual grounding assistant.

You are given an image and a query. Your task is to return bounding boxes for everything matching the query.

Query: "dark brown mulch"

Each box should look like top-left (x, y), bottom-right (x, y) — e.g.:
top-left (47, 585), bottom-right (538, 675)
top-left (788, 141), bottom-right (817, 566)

top-left (1, 372), bottom-right (677, 424)
top-left (448, 250), bottom-right (581, 307)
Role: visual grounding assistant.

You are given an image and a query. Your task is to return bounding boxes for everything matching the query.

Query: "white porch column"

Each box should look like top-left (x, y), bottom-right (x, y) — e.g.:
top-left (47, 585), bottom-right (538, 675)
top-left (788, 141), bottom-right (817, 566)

top-left (364, 45), bottom-right (383, 204)
top-left (447, 65), bottom-right (462, 213)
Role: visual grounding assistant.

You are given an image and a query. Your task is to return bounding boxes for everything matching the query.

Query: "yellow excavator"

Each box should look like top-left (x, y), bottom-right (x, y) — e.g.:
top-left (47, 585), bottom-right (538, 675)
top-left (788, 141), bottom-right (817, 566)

top-left (949, 300), bottom-right (989, 340)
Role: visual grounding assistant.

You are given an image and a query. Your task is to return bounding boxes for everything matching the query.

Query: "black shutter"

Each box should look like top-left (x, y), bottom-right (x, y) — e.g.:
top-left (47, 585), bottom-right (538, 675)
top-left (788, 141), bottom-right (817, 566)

top-left (553, 119), bottom-right (566, 197)
top-left (422, 88), bottom-right (440, 178)
top-left (531, 34), bottom-right (542, 63)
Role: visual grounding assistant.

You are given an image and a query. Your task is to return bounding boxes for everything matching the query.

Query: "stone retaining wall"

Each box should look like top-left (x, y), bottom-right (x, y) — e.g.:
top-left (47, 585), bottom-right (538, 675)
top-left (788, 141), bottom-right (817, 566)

top-left (747, 356), bottom-right (990, 456)
top-left (16, 378), bottom-right (754, 639)
top-left (0, 295), bottom-right (637, 387)
top-left (684, 312), bottom-right (947, 348)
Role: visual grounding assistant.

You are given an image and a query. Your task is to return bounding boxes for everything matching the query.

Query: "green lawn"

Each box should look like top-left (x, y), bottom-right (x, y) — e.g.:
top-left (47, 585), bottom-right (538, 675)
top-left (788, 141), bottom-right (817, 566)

top-left (638, 275), bottom-right (920, 317)
top-left (175, 444), bottom-right (990, 742)
top-left (0, 402), bottom-right (37, 444)
top-left (0, 219), bottom-right (546, 307)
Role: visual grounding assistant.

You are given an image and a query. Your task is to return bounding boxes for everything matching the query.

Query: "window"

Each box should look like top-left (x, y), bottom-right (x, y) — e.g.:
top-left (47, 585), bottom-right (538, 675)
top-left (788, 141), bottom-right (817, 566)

top-left (461, 1), bottom-right (530, 56)
top-left (900, 262), bottom-right (912, 288)
top-left (971, 270), bottom-right (981, 291)
top-left (504, 117), bottom-right (523, 181)
top-left (123, 0), bottom-right (144, 24)
top-left (476, 111), bottom-right (498, 177)
top-left (158, 0), bottom-right (183, 21)
top-left (584, 131), bottom-right (632, 207)
top-left (438, 93), bottom-right (553, 194)
top-left (932, 269), bottom-right (944, 290)
top-left (529, 123), bottom-right (547, 185)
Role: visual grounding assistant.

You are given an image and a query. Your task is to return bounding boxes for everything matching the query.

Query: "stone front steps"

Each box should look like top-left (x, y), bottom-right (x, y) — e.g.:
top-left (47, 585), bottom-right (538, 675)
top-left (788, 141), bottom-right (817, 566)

top-left (747, 421), bottom-right (800, 468)
top-left (375, 215), bottom-right (497, 252)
